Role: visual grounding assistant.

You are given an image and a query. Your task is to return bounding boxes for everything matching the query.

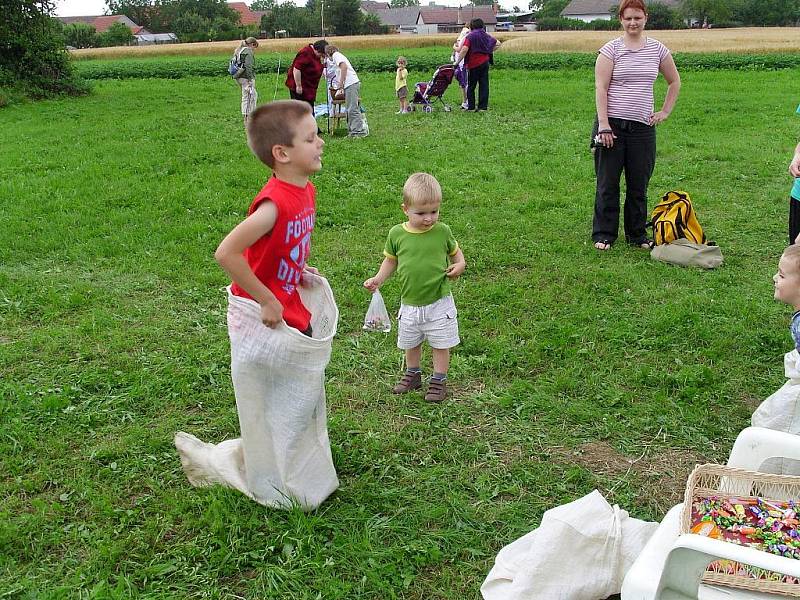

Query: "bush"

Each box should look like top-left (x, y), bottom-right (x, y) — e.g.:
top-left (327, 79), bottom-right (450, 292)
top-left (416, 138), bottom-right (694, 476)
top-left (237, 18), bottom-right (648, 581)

top-left (535, 17), bottom-right (588, 30)
top-left (0, 2), bottom-right (90, 101)
top-left (586, 18), bottom-right (620, 30)
top-left (63, 23), bottom-right (98, 49)
top-left (97, 22), bottom-right (134, 47)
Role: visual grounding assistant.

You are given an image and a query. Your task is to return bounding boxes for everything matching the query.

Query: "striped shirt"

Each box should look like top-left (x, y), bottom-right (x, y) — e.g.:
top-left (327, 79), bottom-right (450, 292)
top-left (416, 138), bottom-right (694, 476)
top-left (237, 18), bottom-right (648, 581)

top-left (599, 37), bottom-right (670, 125)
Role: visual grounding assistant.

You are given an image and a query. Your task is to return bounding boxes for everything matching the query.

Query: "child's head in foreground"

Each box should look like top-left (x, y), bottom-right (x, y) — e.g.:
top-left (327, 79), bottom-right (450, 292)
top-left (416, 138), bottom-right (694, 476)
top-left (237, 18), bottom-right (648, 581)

top-left (402, 173), bottom-right (442, 231)
top-left (775, 244), bottom-right (800, 309)
top-left (396, 56), bottom-right (407, 67)
top-left (247, 100), bottom-right (323, 175)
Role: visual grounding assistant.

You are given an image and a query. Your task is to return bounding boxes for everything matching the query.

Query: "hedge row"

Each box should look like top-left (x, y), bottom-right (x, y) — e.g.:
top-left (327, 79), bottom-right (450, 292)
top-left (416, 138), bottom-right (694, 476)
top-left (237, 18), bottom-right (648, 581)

top-left (74, 51), bottom-right (800, 80)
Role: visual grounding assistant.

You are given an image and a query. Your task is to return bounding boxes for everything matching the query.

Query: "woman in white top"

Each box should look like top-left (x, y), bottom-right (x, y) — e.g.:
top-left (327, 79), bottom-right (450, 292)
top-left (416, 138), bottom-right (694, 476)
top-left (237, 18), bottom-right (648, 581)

top-left (452, 25), bottom-right (470, 109)
top-left (592, 0), bottom-right (680, 251)
top-left (325, 45), bottom-right (368, 138)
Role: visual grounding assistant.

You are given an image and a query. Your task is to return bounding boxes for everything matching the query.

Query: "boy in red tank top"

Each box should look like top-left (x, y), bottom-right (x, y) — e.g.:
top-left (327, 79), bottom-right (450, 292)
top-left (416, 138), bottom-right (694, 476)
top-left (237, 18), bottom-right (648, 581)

top-left (174, 102), bottom-right (338, 508)
top-left (215, 100), bottom-right (324, 335)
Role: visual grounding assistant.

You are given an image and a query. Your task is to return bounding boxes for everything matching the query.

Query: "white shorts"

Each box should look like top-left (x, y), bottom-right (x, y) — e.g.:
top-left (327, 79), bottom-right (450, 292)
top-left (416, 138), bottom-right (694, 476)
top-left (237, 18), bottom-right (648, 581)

top-left (397, 294), bottom-right (460, 350)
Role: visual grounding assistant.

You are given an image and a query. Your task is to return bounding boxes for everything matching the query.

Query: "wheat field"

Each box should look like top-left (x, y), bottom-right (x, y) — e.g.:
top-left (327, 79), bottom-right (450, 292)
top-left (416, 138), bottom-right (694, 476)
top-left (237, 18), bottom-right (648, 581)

top-left (70, 27), bottom-right (800, 59)
top-left (501, 27), bottom-right (800, 53)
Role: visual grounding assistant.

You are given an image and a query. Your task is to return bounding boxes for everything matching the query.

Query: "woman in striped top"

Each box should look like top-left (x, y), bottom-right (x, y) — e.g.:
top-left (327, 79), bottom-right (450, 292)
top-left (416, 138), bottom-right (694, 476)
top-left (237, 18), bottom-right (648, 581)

top-left (591, 0), bottom-right (681, 251)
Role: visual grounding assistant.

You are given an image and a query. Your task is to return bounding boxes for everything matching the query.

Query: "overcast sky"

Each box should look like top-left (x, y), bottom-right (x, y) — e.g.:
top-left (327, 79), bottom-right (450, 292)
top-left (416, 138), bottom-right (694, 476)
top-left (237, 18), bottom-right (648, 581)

top-left (54, 0), bottom-right (480, 17)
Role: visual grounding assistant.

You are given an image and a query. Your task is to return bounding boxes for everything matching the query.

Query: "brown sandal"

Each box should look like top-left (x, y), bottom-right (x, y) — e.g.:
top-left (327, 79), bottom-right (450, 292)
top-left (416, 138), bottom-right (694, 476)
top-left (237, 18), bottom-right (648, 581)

top-left (425, 379), bottom-right (448, 403)
top-left (392, 371), bottom-right (422, 394)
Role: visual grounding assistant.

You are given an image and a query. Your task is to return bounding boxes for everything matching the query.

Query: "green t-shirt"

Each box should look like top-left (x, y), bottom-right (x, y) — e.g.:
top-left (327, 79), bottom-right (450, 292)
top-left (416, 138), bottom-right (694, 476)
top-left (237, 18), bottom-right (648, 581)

top-left (384, 222), bottom-right (459, 307)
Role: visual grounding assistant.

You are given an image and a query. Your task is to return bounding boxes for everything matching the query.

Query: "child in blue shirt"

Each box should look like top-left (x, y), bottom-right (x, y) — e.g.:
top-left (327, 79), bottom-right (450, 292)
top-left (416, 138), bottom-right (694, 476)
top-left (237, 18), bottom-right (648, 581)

top-left (789, 138), bottom-right (800, 244)
top-left (786, 104), bottom-right (800, 244)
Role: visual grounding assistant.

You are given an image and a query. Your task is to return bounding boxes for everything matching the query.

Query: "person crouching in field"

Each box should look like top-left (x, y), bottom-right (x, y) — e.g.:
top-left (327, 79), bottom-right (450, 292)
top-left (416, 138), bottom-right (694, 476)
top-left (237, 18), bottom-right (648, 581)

top-left (175, 100), bottom-right (339, 510)
top-left (751, 244), bottom-right (800, 468)
top-left (364, 173), bottom-right (466, 403)
top-left (233, 37), bottom-right (259, 127)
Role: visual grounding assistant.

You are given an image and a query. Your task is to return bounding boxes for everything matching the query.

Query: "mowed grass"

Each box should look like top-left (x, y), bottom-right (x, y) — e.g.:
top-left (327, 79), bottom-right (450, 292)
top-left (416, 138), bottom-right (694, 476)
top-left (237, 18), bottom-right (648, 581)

top-left (71, 26), bottom-right (800, 60)
top-left (1, 67), bottom-right (799, 597)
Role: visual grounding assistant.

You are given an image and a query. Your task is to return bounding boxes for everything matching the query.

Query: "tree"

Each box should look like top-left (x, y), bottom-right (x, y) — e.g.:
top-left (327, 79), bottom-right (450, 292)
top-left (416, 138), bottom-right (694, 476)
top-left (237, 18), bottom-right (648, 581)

top-left (389, 0), bottom-right (419, 6)
top-left (327, 0), bottom-right (362, 34)
top-left (105, 0), bottom-right (156, 30)
top-left (535, 0), bottom-right (570, 18)
top-left (471, 0), bottom-right (494, 5)
top-left (250, 0), bottom-right (276, 9)
top-left (733, 0), bottom-right (800, 26)
top-left (646, 2), bottom-right (681, 28)
top-left (0, 0), bottom-right (88, 100)
top-left (362, 11), bottom-right (387, 32)
top-left (680, 0), bottom-right (730, 24)
top-left (97, 21), bottom-right (135, 46)
top-left (260, 2), bottom-right (314, 37)
top-left (63, 22), bottom-right (98, 48)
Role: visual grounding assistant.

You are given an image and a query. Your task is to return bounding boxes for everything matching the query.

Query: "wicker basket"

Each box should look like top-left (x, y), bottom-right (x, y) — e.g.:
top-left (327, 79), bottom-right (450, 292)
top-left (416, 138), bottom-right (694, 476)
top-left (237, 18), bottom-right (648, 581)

top-left (681, 463), bottom-right (800, 597)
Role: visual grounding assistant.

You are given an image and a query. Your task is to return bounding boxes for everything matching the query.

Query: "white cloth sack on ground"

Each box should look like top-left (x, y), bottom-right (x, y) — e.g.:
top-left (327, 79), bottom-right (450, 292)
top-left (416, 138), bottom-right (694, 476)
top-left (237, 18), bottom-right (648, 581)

top-left (751, 349), bottom-right (800, 475)
top-left (175, 273), bottom-right (339, 510)
top-left (650, 238), bottom-right (724, 269)
top-left (481, 490), bottom-right (658, 600)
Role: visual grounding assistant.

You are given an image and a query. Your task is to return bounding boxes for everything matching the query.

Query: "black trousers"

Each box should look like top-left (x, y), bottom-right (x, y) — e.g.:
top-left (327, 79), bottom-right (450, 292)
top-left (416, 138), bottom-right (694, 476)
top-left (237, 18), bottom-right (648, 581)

top-left (466, 61), bottom-right (490, 110)
top-left (289, 91), bottom-right (322, 134)
top-left (592, 117), bottom-right (656, 245)
top-left (790, 196), bottom-right (800, 245)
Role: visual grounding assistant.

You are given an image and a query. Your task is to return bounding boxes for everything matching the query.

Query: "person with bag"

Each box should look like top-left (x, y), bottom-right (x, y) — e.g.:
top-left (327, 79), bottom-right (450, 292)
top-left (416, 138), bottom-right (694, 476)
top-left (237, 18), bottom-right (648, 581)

top-left (363, 173), bottom-right (466, 403)
top-left (591, 0), bottom-right (681, 251)
top-left (175, 101), bottom-right (339, 510)
top-left (232, 37), bottom-right (259, 127)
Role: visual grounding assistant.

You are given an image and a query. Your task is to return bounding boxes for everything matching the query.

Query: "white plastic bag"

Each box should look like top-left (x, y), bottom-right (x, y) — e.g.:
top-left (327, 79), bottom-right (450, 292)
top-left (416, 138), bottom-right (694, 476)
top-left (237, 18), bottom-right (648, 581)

top-left (175, 273), bottom-right (339, 511)
top-left (363, 290), bottom-right (391, 333)
top-left (751, 349), bottom-right (800, 475)
top-left (481, 490), bottom-right (657, 600)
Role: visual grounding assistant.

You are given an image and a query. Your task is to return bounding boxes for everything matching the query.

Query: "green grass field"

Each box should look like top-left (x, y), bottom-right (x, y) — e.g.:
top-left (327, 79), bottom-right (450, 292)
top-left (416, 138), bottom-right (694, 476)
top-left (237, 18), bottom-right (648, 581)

top-left (1, 65), bottom-right (799, 597)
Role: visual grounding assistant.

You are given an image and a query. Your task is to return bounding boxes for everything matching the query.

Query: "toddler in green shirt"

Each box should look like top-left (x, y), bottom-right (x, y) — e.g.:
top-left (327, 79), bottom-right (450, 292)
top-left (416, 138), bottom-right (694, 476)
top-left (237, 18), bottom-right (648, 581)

top-left (364, 173), bottom-right (466, 402)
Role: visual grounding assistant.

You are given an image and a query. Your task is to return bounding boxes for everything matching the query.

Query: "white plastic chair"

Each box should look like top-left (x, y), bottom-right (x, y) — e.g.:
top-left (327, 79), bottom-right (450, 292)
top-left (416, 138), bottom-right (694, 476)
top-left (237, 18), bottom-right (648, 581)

top-left (621, 426), bottom-right (800, 600)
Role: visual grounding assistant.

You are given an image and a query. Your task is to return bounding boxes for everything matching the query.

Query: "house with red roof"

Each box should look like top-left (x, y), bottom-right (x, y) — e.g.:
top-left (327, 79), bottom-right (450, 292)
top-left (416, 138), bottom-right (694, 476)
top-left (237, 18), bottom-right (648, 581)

top-left (419, 5), bottom-right (497, 33)
top-left (367, 3), bottom-right (497, 34)
top-left (58, 14), bottom-right (150, 35)
top-left (227, 2), bottom-right (268, 27)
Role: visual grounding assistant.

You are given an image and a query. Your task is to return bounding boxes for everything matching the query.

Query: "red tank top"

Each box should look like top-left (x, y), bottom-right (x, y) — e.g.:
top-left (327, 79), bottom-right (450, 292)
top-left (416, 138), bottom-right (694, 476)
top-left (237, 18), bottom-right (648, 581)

top-left (231, 176), bottom-right (315, 331)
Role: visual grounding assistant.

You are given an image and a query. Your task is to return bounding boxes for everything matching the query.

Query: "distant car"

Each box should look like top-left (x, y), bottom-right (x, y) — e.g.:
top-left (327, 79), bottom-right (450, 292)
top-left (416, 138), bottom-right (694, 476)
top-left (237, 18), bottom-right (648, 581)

top-left (495, 22), bottom-right (513, 31)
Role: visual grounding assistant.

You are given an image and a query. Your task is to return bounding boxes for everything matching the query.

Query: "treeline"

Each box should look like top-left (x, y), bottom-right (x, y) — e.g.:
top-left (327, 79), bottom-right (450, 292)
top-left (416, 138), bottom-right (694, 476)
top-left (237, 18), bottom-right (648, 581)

top-left (89, 0), bottom-right (386, 44)
top-left (534, 0), bottom-right (800, 29)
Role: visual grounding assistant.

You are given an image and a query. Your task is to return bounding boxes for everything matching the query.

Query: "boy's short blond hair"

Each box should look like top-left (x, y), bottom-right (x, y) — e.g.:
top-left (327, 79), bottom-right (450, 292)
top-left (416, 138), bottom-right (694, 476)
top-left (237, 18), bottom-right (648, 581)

top-left (397, 55), bottom-right (407, 64)
top-left (403, 173), bottom-right (442, 208)
top-left (783, 244), bottom-right (800, 272)
top-left (246, 100), bottom-right (312, 169)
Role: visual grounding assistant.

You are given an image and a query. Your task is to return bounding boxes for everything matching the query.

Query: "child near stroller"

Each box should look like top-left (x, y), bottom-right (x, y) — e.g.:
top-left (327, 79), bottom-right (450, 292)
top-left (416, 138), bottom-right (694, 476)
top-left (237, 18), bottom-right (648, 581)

top-left (409, 64), bottom-right (455, 113)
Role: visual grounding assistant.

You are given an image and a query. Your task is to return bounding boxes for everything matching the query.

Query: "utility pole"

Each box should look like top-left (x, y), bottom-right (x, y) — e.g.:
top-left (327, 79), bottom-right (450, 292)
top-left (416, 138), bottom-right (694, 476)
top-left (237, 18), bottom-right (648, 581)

top-left (321, 0), bottom-right (325, 36)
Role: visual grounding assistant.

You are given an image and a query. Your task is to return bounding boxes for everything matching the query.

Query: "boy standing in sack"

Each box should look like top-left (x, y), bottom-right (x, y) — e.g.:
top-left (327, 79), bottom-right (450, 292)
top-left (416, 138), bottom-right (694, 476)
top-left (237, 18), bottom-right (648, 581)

top-left (175, 100), bottom-right (339, 510)
top-left (364, 173), bottom-right (466, 403)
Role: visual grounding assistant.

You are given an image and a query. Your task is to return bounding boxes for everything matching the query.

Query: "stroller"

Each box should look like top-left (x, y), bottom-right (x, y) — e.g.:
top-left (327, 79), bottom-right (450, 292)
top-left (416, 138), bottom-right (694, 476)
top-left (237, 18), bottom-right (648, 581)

top-left (409, 64), bottom-right (455, 113)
